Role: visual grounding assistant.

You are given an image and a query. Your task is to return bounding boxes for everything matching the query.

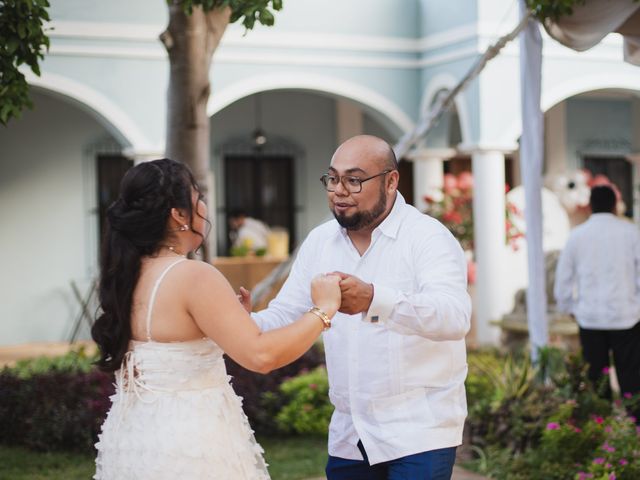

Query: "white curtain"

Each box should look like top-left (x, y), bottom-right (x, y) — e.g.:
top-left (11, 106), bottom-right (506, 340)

top-left (519, 0), bottom-right (548, 360)
top-left (544, 0), bottom-right (640, 65)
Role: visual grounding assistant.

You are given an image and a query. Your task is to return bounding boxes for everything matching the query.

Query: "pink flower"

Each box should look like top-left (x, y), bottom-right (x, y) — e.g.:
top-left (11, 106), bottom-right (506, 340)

top-left (546, 422), bottom-right (560, 430)
top-left (593, 457), bottom-right (605, 464)
top-left (591, 174), bottom-right (611, 187)
top-left (594, 416), bottom-right (604, 424)
top-left (602, 443), bottom-right (615, 453)
top-left (619, 459), bottom-right (628, 466)
top-left (457, 172), bottom-right (473, 190)
top-left (309, 383), bottom-right (317, 390)
top-left (624, 392), bottom-right (633, 399)
top-left (467, 260), bottom-right (476, 285)
top-left (574, 427), bottom-right (582, 433)
top-left (605, 426), bottom-right (613, 433)
top-left (602, 366), bottom-right (610, 374)
top-left (609, 473), bottom-right (616, 480)
top-left (443, 174), bottom-right (458, 193)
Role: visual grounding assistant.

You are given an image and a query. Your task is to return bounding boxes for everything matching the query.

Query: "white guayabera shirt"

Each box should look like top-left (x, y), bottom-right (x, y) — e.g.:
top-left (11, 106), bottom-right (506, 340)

top-left (555, 213), bottom-right (640, 330)
top-left (253, 193), bottom-right (471, 465)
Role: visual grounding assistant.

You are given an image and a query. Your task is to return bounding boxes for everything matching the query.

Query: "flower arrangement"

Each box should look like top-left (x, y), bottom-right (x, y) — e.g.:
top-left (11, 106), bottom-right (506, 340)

top-left (548, 169), bottom-right (626, 217)
top-left (424, 172), bottom-right (524, 252)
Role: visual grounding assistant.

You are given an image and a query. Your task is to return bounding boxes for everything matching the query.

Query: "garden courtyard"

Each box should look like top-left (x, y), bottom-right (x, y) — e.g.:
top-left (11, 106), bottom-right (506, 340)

top-left (1, 341), bottom-right (638, 479)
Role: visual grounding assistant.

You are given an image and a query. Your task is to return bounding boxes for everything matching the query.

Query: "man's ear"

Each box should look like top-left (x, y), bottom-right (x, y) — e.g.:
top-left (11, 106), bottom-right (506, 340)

top-left (388, 170), bottom-right (399, 192)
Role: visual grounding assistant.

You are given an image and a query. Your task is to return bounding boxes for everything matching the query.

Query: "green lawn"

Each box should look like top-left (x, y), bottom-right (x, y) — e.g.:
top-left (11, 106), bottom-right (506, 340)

top-left (0, 436), bottom-right (327, 480)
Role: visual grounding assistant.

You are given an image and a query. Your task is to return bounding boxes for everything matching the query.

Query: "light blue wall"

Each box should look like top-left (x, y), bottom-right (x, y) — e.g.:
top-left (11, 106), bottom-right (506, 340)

top-left (565, 97), bottom-right (632, 170)
top-left (247, 0), bottom-right (420, 38)
top-left (211, 64), bottom-right (420, 132)
top-left (0, 90), bottom-right (122, 346)
top-left (421, 59), bottom-right (481, 145)
top-left (49, 0), bottom-right (167, 24)
top-left (419, 0), bottom-right (477, 35)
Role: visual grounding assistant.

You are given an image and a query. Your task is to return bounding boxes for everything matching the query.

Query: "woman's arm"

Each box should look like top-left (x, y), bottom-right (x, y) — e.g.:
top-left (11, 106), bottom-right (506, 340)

top-left (185, 262), bottom-right (340, 374)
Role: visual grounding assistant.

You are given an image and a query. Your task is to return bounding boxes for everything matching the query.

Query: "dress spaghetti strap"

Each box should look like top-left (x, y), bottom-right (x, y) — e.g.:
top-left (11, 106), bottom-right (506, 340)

top-left (145, 259), bottom-right (187, 341)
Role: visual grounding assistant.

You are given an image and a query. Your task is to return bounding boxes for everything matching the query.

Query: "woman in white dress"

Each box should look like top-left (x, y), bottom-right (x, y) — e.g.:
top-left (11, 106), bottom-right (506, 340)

top-left (92, 158), bottom-right (341, 480)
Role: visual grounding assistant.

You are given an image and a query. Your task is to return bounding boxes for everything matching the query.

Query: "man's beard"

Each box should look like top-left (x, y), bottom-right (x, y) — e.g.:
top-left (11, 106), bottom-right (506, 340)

top-left (333, 184), bottom-right (387, 231)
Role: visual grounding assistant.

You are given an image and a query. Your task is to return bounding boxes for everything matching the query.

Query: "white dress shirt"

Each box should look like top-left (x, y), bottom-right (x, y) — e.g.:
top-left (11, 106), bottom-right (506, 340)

top-left (554, 213), bottom-right (640, 330)
top-left (253, 193), bottom-right (471, 465)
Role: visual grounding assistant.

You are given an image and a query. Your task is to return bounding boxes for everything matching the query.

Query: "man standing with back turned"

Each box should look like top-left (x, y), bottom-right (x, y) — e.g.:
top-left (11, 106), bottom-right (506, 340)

top-left (555, 185), bottom-right (640, 421)
top-left (250, 135), bottom-right (471, 479)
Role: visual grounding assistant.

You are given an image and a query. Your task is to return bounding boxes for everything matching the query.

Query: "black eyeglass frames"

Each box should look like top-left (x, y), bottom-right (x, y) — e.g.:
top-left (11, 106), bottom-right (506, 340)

top-left (319, 170), bottom-right (393, 193)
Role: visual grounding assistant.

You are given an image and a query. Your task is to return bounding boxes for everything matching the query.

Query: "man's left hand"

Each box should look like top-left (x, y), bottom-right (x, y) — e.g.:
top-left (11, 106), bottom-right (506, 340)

top-left (331, 272), bottom-right (373, 314)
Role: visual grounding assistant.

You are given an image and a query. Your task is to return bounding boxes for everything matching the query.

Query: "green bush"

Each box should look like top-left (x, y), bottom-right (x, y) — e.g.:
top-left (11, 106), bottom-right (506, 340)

top-left (464, 348), bottom-right (640, 479)
top-left (274, 366), bottom-right (333, 435)
top-left (9, 346), bottom-right (97, 379)
top-left (0, 346), bottom-right (113, 452)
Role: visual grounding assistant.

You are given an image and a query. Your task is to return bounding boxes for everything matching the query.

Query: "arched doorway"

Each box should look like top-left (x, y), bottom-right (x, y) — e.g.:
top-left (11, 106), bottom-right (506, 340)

top-left (210, 88), bottom-right (407, 256)
top-left (0, 87), bottom-right (130, 345)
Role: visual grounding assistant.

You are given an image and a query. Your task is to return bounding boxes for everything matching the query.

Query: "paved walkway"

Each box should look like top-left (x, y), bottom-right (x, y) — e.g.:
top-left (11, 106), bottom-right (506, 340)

top-left (0, 341), bottom-right (95, 368)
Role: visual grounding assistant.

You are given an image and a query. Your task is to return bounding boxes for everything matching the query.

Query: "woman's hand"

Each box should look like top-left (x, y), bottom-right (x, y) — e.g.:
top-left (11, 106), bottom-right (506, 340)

top-left (310, 274), bottom-right (342, 317)
top-left (237, 286), bottom-right (252, 313)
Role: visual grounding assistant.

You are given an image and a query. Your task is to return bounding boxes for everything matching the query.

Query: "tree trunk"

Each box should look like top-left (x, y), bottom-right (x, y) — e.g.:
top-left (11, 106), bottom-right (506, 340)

top-left (161, 3), bottom-right (231, 261)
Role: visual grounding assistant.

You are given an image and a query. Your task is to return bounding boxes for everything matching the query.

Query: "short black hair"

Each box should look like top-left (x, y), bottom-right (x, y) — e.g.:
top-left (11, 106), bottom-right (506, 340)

top-left (590, 185), bottom-right (616, 213)
top-left (385, 143), bottom-right (399, 171)
top-left (227, 209), bottom-right (248, 219)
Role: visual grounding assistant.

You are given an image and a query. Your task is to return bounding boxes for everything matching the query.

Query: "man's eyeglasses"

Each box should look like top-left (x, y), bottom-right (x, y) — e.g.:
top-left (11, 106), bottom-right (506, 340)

top-left (320, 170), bottom-right (393, 193)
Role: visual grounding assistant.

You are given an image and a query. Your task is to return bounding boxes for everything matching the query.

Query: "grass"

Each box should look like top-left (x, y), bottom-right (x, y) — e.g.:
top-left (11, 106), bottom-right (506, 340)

top-left (0, 436), bottom-right (327, 480)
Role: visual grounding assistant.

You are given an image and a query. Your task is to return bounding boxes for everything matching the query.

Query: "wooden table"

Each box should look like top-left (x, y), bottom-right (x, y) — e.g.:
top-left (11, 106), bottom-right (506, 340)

top-left (213, 256), bottom-right (288, 306)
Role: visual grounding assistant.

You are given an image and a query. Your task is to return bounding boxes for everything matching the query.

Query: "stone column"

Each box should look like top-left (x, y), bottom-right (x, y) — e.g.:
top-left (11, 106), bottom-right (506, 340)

top-left (408, 148), bottom-right (455, 212)
top-left (470, 149), bottom-right (508, 345)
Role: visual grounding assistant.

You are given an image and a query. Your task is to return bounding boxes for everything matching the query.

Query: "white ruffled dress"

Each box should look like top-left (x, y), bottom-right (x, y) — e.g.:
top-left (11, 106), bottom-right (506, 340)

top-left (94, 260), bottom-right (270, 479)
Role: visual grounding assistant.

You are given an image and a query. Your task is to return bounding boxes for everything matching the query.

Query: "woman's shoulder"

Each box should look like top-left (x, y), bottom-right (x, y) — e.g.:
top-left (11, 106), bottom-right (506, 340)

top-left (171, 259), bottom-right (226, 284)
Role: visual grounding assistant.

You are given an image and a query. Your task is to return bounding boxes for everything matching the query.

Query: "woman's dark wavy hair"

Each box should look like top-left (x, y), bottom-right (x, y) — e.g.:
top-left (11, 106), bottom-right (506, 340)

top-left (92, 158), bottom-right (205, 372)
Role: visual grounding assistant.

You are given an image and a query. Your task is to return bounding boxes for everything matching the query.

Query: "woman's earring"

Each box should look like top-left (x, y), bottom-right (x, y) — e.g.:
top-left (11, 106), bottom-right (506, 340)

top-left (180, 224), bottom-right (189, 231)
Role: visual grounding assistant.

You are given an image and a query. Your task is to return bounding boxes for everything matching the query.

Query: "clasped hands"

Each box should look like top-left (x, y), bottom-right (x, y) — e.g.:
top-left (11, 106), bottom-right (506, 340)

top-left (329, 271), bottom-right (373, 315)
top-left (237, 272), bottom-right (373, 315)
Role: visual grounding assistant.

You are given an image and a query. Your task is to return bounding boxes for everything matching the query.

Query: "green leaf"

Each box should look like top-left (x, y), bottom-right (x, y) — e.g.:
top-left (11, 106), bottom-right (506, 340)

top-left (258, 9), bottom-right (274, 26)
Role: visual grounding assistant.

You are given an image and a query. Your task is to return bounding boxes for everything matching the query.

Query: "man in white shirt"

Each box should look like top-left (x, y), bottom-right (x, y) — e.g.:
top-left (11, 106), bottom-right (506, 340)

top-left (251, 135), bottom-right (471, 479)
top-left (555, 185), bottom-right (640, 420)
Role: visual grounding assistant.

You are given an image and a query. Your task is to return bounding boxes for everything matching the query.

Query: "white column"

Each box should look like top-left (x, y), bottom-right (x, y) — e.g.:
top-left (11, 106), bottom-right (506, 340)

top-left (408, 148), bottom-right (454, 212)
top-left (472, 149), bottom-right (507, 345)
top-left (545, 102), bottom-right (567, 176)
top-left (414, 158), bottom-right (444, 212)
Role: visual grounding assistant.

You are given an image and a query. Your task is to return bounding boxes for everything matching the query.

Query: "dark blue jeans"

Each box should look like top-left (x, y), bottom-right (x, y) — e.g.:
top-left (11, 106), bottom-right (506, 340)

top-left (326, 441), bottom-right (457, 480)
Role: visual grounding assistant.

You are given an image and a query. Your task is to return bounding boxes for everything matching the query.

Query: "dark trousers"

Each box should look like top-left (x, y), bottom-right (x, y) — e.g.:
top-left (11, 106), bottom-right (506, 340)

top-left (579, 321), bottom-right (640, 420)
top-left (326, 441), bottom-right (457, 480)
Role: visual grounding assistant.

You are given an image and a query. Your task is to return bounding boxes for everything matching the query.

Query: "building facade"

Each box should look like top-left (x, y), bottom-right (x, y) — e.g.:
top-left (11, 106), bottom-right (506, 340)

top-left (1, 0), bottom-right (639, 346)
